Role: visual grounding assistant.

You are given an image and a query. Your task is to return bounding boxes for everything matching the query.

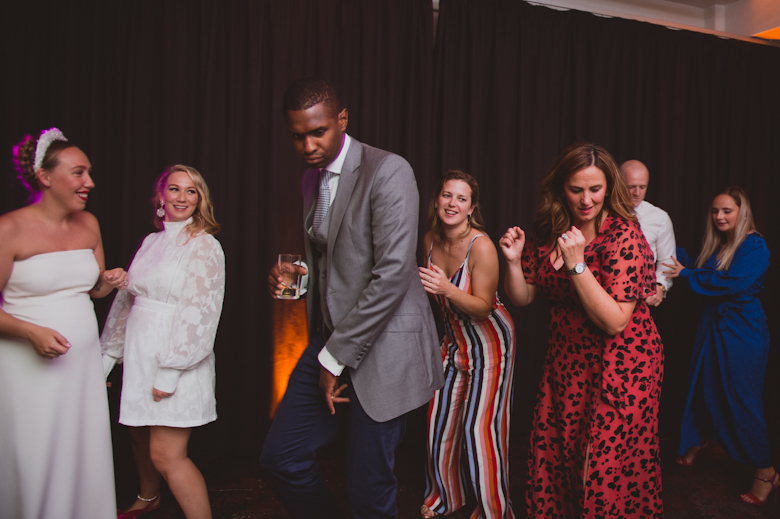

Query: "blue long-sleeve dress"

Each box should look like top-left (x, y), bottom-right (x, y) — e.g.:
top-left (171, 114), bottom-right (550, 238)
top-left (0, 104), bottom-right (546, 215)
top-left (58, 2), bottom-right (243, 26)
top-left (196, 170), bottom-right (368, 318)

top-left (677, 233), bottom-right (772, 467)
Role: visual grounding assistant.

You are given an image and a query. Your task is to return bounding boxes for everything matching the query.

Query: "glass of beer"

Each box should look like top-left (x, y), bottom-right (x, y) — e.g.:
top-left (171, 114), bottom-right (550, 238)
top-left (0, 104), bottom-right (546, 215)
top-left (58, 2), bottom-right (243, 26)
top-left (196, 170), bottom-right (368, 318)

top-left (277, 254), bottom-right (302, 300)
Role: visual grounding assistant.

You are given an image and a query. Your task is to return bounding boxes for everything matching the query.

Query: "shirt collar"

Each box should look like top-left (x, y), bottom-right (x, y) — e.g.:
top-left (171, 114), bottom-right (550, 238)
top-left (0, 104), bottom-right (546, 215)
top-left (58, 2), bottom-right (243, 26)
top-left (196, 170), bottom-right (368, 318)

top-left (323, 133), bottom-right (351, 175)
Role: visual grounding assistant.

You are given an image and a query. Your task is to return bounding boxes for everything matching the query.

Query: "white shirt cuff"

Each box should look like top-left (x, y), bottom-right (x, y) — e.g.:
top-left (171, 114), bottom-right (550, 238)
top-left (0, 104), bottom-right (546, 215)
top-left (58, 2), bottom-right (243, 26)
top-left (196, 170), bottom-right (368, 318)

top-left (154, 367), bottom-right (182, 394)
top-left (102, 355), bottom-right (117, 380)
top-left (298, 260), bottom-right (308, 297)
top-left (318, 346), bottom-right (345, 376)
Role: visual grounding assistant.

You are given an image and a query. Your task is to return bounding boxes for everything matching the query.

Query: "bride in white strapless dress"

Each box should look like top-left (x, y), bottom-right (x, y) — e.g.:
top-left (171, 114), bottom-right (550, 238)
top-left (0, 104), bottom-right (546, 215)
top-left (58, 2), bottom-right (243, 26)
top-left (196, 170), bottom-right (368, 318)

top-left (0, 129), bottom-right (128, 519)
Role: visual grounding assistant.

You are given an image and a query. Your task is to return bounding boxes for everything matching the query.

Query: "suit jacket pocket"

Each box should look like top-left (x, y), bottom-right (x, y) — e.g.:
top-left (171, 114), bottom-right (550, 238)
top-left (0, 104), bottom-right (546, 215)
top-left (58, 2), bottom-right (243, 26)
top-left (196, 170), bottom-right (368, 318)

top-left (380, 313), bottom-right (423, 333)
top-left (371, 315), bottom-right (431, 388)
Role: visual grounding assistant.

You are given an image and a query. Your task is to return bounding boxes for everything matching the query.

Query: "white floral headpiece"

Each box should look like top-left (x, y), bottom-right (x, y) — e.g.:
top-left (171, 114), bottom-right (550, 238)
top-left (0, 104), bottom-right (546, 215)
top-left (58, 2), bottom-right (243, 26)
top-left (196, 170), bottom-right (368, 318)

top-left (33, 128), bottom-right (68, 172)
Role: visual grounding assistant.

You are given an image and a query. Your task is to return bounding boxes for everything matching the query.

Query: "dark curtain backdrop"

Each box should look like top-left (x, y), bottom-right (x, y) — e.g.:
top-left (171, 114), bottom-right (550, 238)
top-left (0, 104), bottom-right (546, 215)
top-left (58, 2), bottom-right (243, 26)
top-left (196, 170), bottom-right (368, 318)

top-left (1, 0), bottom-right (434, 462)
top-left (3, 0), bottom-right (780, 475)
top-left (432, 0), bottom-right (780, 461)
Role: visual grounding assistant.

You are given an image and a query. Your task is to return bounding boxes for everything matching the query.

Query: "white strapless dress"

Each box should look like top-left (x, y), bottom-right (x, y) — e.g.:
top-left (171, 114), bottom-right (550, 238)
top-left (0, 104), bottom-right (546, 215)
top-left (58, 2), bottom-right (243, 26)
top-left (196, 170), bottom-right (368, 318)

top-left (0, 250), bottom-right (116, 519)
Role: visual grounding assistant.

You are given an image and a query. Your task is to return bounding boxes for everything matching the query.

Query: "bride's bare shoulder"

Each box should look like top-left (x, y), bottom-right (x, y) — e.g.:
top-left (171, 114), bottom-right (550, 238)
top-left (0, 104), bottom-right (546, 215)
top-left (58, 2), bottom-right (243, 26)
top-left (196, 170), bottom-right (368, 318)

top-left (0, 206), bottom-right (32, 235)
top-left (0, 207), bottom-right (35, 261)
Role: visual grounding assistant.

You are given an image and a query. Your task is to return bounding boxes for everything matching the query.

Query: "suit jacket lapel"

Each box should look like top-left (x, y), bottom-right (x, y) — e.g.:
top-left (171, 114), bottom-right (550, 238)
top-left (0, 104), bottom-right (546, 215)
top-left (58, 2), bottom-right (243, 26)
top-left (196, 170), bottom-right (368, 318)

top-left (327, 139), bottom-right (361, 252)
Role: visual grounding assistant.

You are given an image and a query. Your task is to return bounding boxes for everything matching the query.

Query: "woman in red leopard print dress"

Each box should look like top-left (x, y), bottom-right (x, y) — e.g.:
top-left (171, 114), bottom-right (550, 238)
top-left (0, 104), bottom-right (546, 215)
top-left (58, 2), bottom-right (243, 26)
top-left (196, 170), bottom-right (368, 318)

top-left (500, 143), bottom-right (663, 518)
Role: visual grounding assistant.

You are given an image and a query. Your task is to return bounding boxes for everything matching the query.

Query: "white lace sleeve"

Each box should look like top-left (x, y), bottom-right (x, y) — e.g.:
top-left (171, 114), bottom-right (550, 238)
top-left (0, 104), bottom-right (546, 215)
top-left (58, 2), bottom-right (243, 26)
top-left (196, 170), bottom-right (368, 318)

top-left (153, 235), bottom-right (226, 393)
top-left (100, 284), bottom-right (135, 378)
top-left (100, 234), bottom-right (155, 378)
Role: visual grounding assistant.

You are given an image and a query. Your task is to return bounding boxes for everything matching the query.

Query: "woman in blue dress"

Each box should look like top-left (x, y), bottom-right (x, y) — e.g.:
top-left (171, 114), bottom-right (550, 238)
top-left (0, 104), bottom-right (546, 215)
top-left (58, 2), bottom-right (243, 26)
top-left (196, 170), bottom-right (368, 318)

top-left (664, 186), bottom-right (778, 505)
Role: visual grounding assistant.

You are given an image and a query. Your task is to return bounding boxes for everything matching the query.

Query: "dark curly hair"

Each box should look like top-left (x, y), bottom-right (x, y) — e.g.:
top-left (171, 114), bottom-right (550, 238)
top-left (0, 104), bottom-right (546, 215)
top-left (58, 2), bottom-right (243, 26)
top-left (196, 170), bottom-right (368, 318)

top-left (282, 77), bottom-right (342, 118)
top-left (12, 132), bottom-right (75, 192)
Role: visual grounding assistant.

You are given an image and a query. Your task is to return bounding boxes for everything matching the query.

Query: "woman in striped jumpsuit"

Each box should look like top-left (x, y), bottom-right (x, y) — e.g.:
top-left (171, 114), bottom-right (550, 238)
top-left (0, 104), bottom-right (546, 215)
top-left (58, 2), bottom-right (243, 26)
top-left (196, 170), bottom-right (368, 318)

top-left (419, 170), bottom-right (516, 519)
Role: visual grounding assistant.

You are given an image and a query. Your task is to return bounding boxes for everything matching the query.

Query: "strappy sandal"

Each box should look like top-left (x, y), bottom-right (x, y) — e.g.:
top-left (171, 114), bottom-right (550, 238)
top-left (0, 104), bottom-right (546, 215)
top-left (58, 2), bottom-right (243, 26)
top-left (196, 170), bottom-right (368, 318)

top-left (740, 471), bottom-right (780, 505)
top-left (117, 494), bottom-right (161, 518)
top-left (675, 442), bottom-right (708, 466)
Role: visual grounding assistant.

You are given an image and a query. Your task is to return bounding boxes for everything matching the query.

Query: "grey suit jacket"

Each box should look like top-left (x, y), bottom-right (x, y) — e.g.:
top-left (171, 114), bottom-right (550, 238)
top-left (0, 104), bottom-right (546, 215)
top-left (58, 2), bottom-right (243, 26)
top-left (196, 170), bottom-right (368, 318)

top-left (301, 138), bottom-right (443, 422)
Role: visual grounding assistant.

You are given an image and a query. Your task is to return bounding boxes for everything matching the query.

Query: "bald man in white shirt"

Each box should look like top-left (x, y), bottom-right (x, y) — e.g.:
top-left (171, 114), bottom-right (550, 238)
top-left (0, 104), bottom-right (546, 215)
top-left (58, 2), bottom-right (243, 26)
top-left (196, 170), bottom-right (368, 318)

top-left (620, 160), bottom-right (677, 307)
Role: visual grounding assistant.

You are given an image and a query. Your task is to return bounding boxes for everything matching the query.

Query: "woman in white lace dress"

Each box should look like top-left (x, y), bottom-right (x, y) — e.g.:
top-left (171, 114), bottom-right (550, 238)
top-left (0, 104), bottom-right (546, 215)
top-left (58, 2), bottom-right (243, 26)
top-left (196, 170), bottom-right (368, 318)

top-left (102, 165), bottom-right (225, 519)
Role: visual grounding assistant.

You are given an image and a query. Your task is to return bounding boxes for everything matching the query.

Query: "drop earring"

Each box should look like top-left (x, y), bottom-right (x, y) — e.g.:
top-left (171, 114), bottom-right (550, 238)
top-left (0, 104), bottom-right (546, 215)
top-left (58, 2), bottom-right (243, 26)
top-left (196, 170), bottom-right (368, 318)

top-left (156, 200), bottom-right (165, 218)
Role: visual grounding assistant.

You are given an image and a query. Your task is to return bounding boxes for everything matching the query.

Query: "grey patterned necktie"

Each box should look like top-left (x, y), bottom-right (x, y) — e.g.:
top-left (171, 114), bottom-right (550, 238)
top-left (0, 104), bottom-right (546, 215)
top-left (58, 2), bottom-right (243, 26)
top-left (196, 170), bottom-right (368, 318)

top-left (313, 169), bottom-right (333, 235)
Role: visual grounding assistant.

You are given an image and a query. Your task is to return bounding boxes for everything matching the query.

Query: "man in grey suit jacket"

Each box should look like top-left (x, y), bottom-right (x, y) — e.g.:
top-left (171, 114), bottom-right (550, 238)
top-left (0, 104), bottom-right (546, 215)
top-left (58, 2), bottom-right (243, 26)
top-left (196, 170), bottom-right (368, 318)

top-left (260, 77), bottom-right (443, 519)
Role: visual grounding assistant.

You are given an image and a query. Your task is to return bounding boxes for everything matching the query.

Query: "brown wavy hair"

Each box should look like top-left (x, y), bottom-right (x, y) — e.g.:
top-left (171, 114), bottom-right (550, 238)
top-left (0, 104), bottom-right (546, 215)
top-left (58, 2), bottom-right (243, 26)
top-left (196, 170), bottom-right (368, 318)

top-left (12, 133), bottom-right (76, 192)
top-left (696, 186), bottom-right (757, 270)
top-left (152, 164), bottom-right (220, 237)
top-left (428, 170), bottom-right (486, 242)
top-left (531, 142), bottom-right (635, 251)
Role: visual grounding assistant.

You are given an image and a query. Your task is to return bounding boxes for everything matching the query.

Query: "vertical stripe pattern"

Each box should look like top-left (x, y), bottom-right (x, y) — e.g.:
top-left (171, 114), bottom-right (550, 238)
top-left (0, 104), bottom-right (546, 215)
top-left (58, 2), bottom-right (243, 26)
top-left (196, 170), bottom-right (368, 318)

top-left (423, 236), bottom-right (517, 519)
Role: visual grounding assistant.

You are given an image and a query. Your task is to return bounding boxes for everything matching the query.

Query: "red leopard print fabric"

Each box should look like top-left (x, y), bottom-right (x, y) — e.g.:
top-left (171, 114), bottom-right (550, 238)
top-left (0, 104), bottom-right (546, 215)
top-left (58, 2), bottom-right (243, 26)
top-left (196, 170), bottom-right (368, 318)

top-left (522, 213), bottom-right (664, 518)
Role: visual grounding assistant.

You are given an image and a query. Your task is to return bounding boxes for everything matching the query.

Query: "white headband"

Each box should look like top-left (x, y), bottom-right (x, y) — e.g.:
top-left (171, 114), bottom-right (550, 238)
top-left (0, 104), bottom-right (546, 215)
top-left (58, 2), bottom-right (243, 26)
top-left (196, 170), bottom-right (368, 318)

top-left (33, 128), bottom-right (68, 172)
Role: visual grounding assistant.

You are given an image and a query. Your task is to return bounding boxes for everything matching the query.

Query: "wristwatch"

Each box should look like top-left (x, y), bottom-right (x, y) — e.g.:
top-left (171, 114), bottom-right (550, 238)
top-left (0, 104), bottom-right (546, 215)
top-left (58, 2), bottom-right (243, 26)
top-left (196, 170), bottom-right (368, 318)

top-left (569, 262), bottom-right (587, 275)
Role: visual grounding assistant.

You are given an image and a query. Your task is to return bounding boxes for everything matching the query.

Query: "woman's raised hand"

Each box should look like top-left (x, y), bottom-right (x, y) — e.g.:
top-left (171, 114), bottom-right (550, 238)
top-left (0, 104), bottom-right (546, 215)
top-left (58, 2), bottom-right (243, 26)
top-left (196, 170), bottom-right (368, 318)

top-left (419, 264), bottom-right (451, 297)
top-left (662, 257), bottom-right (685, 279)
top-left (499, 226), bottom-right (526, 263)
top-left (558, 226), bottom-right (586, 270)
top-left (102, 268), bottom-right (129, 290)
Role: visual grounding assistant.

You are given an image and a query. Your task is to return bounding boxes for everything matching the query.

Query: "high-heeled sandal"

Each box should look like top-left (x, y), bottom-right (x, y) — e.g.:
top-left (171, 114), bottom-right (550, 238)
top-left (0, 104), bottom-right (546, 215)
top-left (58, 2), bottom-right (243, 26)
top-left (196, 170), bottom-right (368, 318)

top-left (117, 494), bottom-right (161, 519)
top-left (420, 504), bottom-right (440, 518)
top-left (740, 471), bottom-right (780, 505)
top-left (675, 442), bottom-right (708, 466)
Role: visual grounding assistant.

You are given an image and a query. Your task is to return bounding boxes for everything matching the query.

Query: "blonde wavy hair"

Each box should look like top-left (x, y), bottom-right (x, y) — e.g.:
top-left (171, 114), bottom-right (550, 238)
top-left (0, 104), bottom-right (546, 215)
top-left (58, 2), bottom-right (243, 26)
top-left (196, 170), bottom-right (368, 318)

top-left (532, 142), bottom-right (635, 251)
top-left (152, 164), bottom-right (220, 237)
top-left (696, 186), bottom-right (756, 270)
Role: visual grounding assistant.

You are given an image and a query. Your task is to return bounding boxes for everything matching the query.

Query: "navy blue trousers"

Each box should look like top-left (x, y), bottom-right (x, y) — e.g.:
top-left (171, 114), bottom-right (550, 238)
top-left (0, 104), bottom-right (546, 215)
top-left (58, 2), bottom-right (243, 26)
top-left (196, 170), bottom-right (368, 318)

top-left (260, 333), bottom-right (407, 519)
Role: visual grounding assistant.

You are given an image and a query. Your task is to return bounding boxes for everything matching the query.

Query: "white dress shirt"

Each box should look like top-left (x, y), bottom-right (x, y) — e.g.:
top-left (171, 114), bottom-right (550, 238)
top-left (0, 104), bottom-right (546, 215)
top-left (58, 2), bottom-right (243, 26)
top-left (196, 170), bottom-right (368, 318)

top-left (635, 200), bottom-right (676, 293)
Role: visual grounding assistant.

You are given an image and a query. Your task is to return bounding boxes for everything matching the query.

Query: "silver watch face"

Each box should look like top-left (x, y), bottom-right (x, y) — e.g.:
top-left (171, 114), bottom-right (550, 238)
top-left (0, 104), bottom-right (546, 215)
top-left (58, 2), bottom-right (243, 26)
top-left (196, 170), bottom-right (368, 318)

top-left (572, 263), bottom-right (586, 275)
